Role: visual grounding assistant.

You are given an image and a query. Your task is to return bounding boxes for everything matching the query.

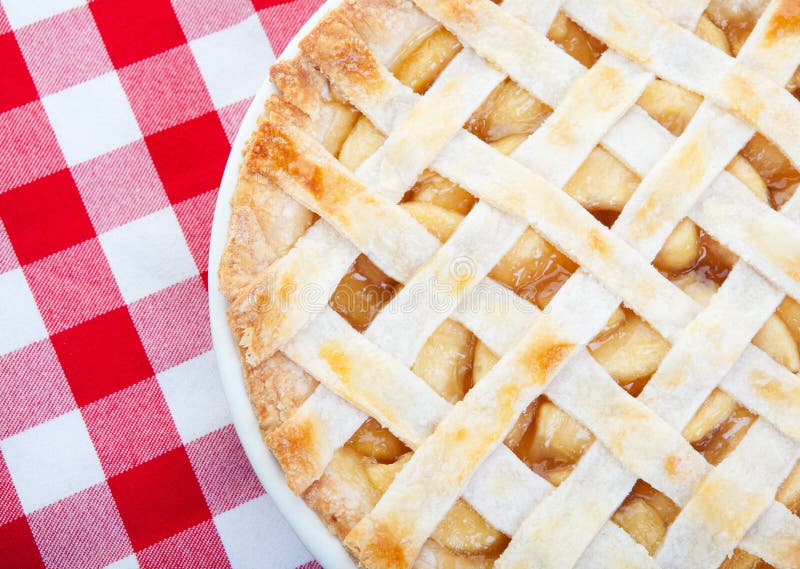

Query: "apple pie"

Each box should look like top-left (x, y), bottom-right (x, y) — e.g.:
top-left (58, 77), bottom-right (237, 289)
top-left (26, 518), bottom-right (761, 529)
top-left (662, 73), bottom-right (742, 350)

top-left (219, 0), bottom-right (800, 566)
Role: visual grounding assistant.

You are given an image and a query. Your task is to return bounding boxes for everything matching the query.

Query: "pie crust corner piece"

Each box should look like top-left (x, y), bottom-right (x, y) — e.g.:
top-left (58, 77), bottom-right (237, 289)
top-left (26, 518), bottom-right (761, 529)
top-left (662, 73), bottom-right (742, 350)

top-left (219, 0), bottom-right (800, 567)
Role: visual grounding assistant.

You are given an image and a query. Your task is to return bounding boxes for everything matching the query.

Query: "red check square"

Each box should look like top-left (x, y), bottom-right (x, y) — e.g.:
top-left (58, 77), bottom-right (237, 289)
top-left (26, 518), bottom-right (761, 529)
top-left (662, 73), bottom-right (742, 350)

top-left (119, 45), bottom-right (213, 136)
top-left (0, 32), bottom-right (38, 113)
top-left (0, 102), bottom-right (65, 193)
top-left (27, 484), bottom-right (132, 568)
top-left (108, 447), bottom-right (211, 551)
top-left (83, 378), bottom-right (181, 477)
top-left (129, 276), bottom-right (211, 373)
top-left (0, 517), bottom-right (44, 569)
top-left (90, 0), bottom-right (186, 68)
top-left (15, 6), bottom-right (113, 96)
top-left (0, 340), bottom-right (76, 439)
top-left (24, 239), bottom-right (124, 334)
top-left (52, 307), bottom-right (154, 406)
top-left (145, 112), bottom-right (230, 204)
top-left (136, 520), bottom-right (229, 569)
top-left (0, 170), bottom-right (94, 265)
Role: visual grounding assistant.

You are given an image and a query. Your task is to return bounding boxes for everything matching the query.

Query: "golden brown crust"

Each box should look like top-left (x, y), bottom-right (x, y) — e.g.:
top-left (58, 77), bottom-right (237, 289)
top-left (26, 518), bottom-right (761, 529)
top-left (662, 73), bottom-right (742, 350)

top-left (243, 352), bottom-right (317, 436)
top-left (223, 97), bottom-right (321, 359)
top-left (220, 0), bottom-right (800, 565)
top-left (218, 96), bottom-right (317, 302)
top-left (221, 1), bottom-right (531, 564)
top-left (301, 15), bottom-right (390, 98)
top-left (271, 54), bottom-right (330, 118)
top-left (303, 449), bottom-right (495, 568)
top-left (304, 448), bottom-right (381, 540)
top-left (295, 0), bottom-right (435, 65)
top-left (219, 200), bottom-right (271, 302)
top-left (268, 417), bottom-right (323, 493)
top-left (219, 1), bottom-right (488, 563)
top-left (220, 0), bottom-right (434, 559)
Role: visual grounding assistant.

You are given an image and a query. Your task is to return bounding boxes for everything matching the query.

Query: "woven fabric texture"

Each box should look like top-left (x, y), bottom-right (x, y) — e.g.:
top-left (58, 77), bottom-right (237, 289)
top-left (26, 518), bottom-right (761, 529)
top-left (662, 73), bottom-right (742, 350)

top-left (0, 0), bottom-right (325, 567)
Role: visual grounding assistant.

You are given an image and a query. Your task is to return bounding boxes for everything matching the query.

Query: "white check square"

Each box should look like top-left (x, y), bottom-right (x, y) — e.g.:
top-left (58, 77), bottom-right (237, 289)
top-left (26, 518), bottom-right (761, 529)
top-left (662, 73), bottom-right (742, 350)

top-left (41, 72), bottom-right (142, 165)
top-left (0, 268), bottom-right (47, 355)
top-left (214, 496), bottom-right (312, 569)
top-left (157, 351), bottom-right (230, 442)
top-left (1, 0), bottom-right (85, 29)
top-left (189, 15), bottom-right (274, 108)
top-left (1, 410), bottom-right (105, 513)
top-left (99, 207), bottom-right (198, 303)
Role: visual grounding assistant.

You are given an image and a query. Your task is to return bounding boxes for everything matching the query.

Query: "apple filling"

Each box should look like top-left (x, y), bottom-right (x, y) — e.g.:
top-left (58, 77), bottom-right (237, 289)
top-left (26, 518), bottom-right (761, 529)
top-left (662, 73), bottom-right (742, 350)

top-left (310, 7), bottom-right (800, 563)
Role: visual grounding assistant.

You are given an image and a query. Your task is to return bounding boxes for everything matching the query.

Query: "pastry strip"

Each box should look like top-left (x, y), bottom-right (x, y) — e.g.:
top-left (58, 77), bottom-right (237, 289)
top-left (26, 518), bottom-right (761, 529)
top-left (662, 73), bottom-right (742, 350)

top-left (228, 220), bottom-right (356, 366)
top-left (266, 47), bottom-right (672, 496)
top-left (343, 2), bottom-right (800, 563)
top-left (270, 386), bottom-right (368, 493)
top-left (691, 176), bottom-right (800, 303)
top-left (241, 0), bottom-right (800, 564)
top-left (656, 419), bottom-right (800, 569)
top-left (434, 129), bottom-right (695, 341)
top-left (575, 523), bottom-right (661, 569)
top-left (564, 0), bottom-right (800, 169)
top-left (232, 44), bottom-right (500, 364)
top-left (366, 201), bottom-right (524, 367)
top-left (496, 444), bottom-right (638, 569)
top-left (500, 2), bottom-right (791, 560)
top-left (638, 262), bottom-right (784, 430)
top-left (264, 52), bottom-right (657, 497)
top-left (549, 352), bottom-right (709, 505)
top-left (250, 122), bottom-right (440, 282)
top-left (740, 502), bottom-right (800, 569)
top-left (283, 309), bottom-right (451, 446)
top-left (501, 0), bottom-right (564, 32)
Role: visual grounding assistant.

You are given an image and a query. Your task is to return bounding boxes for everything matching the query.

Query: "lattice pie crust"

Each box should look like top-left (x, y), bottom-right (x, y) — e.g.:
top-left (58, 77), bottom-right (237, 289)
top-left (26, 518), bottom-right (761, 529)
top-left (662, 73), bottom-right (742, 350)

top-left (219, 0), bottom-right (800, 567)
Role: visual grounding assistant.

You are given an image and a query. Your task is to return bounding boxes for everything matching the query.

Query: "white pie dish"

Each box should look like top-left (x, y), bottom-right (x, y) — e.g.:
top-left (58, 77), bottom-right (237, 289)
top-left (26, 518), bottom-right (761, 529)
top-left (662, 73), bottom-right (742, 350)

top-left (207, 1), bottom-right (356, 567)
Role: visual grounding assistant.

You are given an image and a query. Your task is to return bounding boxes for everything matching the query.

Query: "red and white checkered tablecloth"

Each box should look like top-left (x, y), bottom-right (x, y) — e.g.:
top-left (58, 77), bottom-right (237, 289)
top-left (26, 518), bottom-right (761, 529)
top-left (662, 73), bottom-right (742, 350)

top-left (0, 1), bottom-right (326, 567)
